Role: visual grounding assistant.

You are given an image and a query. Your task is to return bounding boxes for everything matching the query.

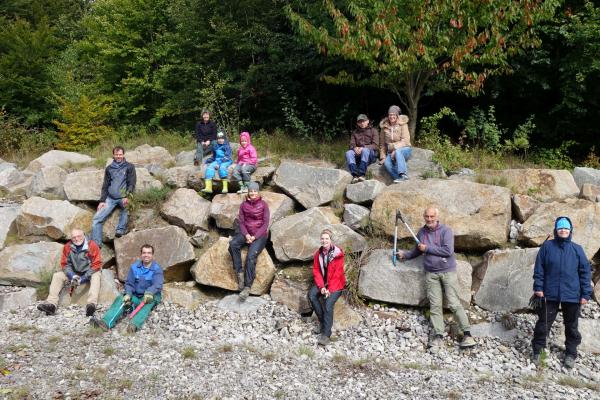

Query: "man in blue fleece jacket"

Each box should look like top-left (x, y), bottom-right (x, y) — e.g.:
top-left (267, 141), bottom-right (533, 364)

top-left (531, 216), bottom-right (592, 369)
top-left (398, 206), bottom-right (476, 349)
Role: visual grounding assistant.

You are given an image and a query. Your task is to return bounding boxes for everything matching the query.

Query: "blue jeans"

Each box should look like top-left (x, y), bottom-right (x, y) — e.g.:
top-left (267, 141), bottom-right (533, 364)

top-left (345, 148), bottom-right (377, 176)
top-left (309, 285), bottom-right (343, 337)
top-left (232, 164), bottom-right (256, 183)
top-left (205, 160), bottom-right (232, 179)
top-left (384, 147), bottom-right (412, 179)
top-left (91, 196), bottom-right (128, 246)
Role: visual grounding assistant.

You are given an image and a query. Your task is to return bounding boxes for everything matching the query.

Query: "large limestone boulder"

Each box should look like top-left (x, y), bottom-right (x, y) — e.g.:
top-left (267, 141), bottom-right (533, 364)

top-left (106, 144), bottom-right (174, 168)
top-left (160, 188), bottom-right (211, 233)
top-left (358, 249), bottom-right (472, 307)
top-left (273, 161), bottom-right (352, 209)
top-left (366, 147), bottom-right (446, 184)
top-left (345, 179), bottom-right (386, 204)
top-left (479, 169), bottom-right (579, 201)
top-left (343, 204), bottom-right (370, 230)
top-left (0, 166), bottom-right (26, 191)
top-left (63, 170), bottom-right (104, 201)
top-left (0, 205), bottom-right (19, 250)
top-left (578, 319), bottom-right (600, 354)
top-left (209, 192), bottom-right (294, 230)
top-left (28, 166), bottom-right (67, 199)
top-left (371, 179), bottom-right (511, 251)
top-left (270, 266), bottom-right (313, 314)
top-left (512, 194), bottom-right (541, 223)
top-left (580, 183), bottom-right (600, 202)
top-left (473, 248), bottom-right (538, 312)
top-left (164, 166), bottom-right (197, 188)
top-left (573, 167), bottom-right (600, 189)
top-left (332, 297), bottom-right (363, 331)
top-left (253, 166), bottom-right (276, 185)
top-left (26, 150), bottom-right (92, 173)
top-left (59, 269), bottom-right (120, 306)
top-left (519, 199), bottom-right (600, 259)
top-left (191, 237), bottom-right (276, 295)
top-left (16, 197), bottom-right (93, 240)
top-left (270, 207), bottom-right (368, 262)
top-left (162, 282), bottom-right (223, 310)
top-left (0, 242), bottom-right (63, 286)
top-left (135, 168), bottom-right (164, 192)
top-left (114, 226), bottom-right (195, 282)
top-left (0, 287), bottom-right (37, 312)
top-left (175, 150), bottom-right (195, 166)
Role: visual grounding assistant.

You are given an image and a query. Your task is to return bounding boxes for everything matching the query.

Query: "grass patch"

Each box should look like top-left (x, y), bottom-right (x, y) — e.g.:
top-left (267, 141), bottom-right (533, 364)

top-left (149, 338), bottom-right (159, 347)
top-left (557, 376), bottom-right (599, 390)
top-left (474, 174), bottom-right (509, 188)
top-left (181, 346), bottom-right (197, 359)
top-left (332, 353), bottom-right (348, 363)
top-left (116, 378), bottom-right (134, 391)
top-left (48, 335), bottom-right (62, 344)
top-left (0, 356), bottom-right (7, 369)
top-left (274, 390), bottom-right (286, 399)
top-left (297, 345), bottom-right (315, 359)
top-left (102, 346), bottom-right (116, 356)
top-left (128, 186), bottom-right (173, 214)
top-left (217, 344), bottom-right (233, 353)
top-left (86, 327), bottom-right (105, 337)
top-left (2, 386), bottom-right (32, 400)
top-left (329, 191), bottom-right (345, 219)
top-left (7, 343), bottom-right (29, 352)
top-left (9, 324), bottom-right (41, 334)
top-left (447, 391), bottom-right (461, 400)
top-left (402, 362), bottom-right (424, 370)
top-left (262, 352), bottom-right (276, 361)
top-left (351, 358), bottom-right (372, 369)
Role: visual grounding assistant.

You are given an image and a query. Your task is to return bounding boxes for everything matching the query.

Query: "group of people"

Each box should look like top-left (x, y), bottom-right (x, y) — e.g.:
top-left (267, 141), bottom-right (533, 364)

top-left (346, 105), bottom-right (412, 183)
top-left (194, 110), bottom-right (258, 194)
top-left (34, 117), bottom-right (593, 364)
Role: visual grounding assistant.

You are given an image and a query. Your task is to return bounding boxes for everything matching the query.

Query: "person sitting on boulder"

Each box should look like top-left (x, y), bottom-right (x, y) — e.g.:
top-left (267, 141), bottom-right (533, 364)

top-left (91, 146), bottom-right (136, 245)
top-left (346, 114), bottom-right (379, 183)
top-left (379, 105), bottom-right (412, 183)
top-left (37, 229), bottom-right (102, 317)
top-left (309, 229), bottom-right (346, 346)
top-left (228, 181), bottom-right (269, 302)
top-left (194, 110), bottom-right (218, 167)
top-left (90, 244), bottom-right (163, 333)
top-left (397, 207), bottom-right (476, 349)
top-left (232, 131), bottom-right (257, 194)
top-left (530, 216), bottom-right (591, 369)
top-left (202, 131), bottom-right (233, 194)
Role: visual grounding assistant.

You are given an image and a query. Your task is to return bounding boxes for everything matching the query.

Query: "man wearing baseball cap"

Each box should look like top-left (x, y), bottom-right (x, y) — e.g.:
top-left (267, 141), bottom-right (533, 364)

top-left (345, 114), bottom-right (379, 183)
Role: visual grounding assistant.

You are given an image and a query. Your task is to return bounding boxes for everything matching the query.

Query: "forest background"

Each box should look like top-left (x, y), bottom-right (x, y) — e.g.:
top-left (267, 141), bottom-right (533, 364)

top-left (0, 0), bottom-right (598, 171)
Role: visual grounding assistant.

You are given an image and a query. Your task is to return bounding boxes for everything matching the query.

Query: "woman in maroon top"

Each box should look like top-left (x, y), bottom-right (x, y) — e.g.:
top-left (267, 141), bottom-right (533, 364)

top-left (228, 181), bottom-right (270, 302)
top-left (309, 229), bottom-right (346, 346)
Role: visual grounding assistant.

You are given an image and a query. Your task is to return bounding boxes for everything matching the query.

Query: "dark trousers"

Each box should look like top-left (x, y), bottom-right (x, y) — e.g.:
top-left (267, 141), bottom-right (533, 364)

top-left (309, 285), bottom-right (343, 337)
top-left (228, 233), bottom-right (267, 288)
top-left (532, 300), bottom-right (582, 357)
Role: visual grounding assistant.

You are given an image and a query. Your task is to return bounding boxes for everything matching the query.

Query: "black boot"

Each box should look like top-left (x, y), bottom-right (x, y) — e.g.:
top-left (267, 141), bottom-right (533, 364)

top-left (37, 303), bottom-right (56, 316)
top-left (89, 317), bottom-right (109, 332)
top-left (85, 304), bottom-right (96, 317)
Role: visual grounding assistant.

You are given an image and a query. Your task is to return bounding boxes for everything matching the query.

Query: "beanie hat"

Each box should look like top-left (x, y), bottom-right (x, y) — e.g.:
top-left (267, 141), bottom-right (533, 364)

top-left (388, 105), bottom-right (401, 115)
top-left (247, 181), bottom-right (259, 192)
top-left (356, 114), bottom-right (368, 122)
top-left (555, 217), bottom-right (571, 230)
top-left (217, 131), bottom-right (225, 138)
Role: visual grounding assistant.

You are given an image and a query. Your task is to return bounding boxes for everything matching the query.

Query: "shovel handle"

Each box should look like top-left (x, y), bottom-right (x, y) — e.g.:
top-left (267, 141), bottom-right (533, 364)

top-left (128, 302), bottom-right (145, 319)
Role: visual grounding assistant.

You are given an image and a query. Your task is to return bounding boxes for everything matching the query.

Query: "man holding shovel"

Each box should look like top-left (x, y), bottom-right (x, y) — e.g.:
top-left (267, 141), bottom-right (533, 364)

top-left (396, 206), bottom-right (476, 349)
top-left (90, 244), bottom-right (163, 333)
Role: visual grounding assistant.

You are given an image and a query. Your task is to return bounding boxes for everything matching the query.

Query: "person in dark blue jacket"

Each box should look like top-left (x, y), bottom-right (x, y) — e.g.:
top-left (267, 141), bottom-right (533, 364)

top-left (90, 244), bottom-right (164, 333)
top-left (531, 216), bottom-right (592, 369)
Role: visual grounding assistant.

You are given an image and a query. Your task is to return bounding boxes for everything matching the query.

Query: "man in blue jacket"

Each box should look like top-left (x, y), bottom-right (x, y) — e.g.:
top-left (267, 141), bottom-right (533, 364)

top-left (91, 146), bottom-right (136, 246)
top-left (90, 244), bottom-right (163, 333)
top-left (531, 216), bottom-right (592, 369)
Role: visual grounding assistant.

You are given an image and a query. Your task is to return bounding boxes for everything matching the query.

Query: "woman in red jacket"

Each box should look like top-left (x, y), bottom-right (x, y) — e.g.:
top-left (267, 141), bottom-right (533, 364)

top-left (309, 229), bottom-right (346, 346)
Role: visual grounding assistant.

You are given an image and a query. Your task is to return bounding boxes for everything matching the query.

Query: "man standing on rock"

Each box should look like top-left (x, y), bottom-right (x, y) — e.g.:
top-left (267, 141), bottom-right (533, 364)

top-left (397, 207), bottom-right (476, 349)
top-left (37, 229), bottom-right (102, 317)
top-left (91, 146), bottom-right (136, 246)
top-left (531, 216), bottom-right (591, 369)
top-left (90, 244), bottom-right (163, 333)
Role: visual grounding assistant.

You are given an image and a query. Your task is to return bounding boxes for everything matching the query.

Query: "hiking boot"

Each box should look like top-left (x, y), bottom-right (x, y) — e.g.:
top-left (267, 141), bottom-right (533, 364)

top-left (239, 287), bottom-right (250, 302)
top-left (428, 334), bottom-right (444, 348)
top-left (564, 354), bottom-right (576, 369)
top-left (531, 352), bottom-right (541, 367)
top-left (317, 334), bottom-right (330, 346)
top-left (89, 317), bottom-right (109, 332)
top-left (237, 272), bottom-right (245, 291)
top-left (356, 176), bottom-right (366, 182)
top-left (459, 335), bottom-right (476, 348)
top-left (237, 184), bottom-right (248, 194)
top-left (351, 177), bottom-right (359, 184)
top-left (125, 323), bottom-right (138, 334)
top-left (85, 304), bottom-right (96, 317)
top-left (115, 230), bottom-right (126, 238)
top-left (37, 302), bottom-right (56, 316)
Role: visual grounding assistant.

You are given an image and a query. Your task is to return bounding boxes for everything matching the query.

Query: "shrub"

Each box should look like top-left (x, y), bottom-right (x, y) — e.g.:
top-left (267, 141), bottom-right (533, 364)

top-left (531, 140), bottom-right (575, 170)
top-left (0, 109), bottom-right (56, 160)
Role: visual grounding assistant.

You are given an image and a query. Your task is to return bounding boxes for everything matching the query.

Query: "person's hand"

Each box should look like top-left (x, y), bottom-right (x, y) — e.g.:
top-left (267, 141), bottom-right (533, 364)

top-left (97, 202), bottom-right (106, 211)
top-left (354, 147), bottom-right (362, 155)
top-left (396, 250), bottom-right (405, 260)
top-left (245, 234), bottom-right (253, 244)
top-left (534, 291), bottom-right (544, 298)
top-left (581, 298), bottom-right (588, 305)
top-left (417, 243), bottom-right (427, 252)
top-left (203, 140), bottom-right (211, 147)
top-left (71, 275), bottom-right (81, 287)
top-left (143, 293), bottom-right (154, 304)
top-left (391, 151), bottom-right (396, 161)
top-left (122, 198), bottom-right (129, 207)
top-left (122, 294), bottom-right (132, 306)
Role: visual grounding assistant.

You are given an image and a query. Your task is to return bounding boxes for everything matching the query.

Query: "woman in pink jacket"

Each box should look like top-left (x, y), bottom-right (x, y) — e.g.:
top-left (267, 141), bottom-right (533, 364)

top-left (233, 131), bottom-right (258, 193)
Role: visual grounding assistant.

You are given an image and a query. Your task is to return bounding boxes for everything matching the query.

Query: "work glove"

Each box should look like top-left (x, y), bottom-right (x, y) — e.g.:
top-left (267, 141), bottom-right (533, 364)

top-left (528, 294), bottom-right (544, 311)
top-left (122, 294), bottom-right (132, 306)
top-left (143, 292), bottom-right (154, 304)
top-left (71, 275), bottom-right (81, 287)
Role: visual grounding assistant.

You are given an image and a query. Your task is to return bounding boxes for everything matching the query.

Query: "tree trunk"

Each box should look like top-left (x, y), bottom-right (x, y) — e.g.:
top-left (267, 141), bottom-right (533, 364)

top-left (396, 71), bottom-right (430, 143)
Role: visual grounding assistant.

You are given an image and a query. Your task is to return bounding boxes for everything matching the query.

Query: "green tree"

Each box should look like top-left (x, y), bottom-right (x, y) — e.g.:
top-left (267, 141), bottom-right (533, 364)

top-left (286, 0), bottom-right (560, 138)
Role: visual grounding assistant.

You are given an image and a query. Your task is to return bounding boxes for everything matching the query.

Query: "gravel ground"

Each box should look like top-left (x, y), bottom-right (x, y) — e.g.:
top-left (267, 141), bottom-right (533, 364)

top-left (1, 298), bottom-right (599, 400)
